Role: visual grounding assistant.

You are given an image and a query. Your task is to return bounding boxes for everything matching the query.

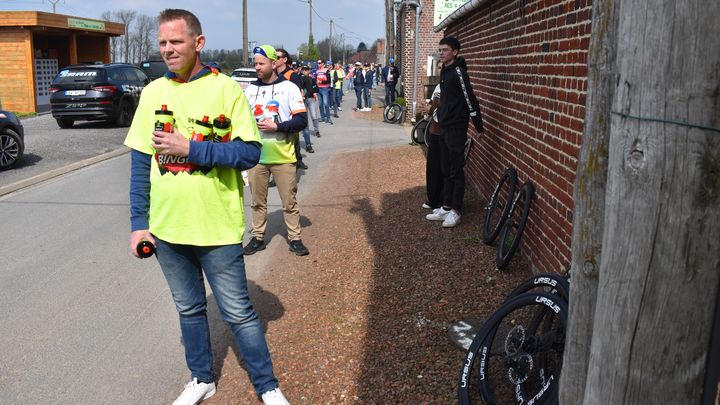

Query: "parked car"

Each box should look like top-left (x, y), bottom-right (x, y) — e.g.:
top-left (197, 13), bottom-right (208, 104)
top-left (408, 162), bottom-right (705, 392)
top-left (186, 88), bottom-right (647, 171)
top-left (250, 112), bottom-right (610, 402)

top-left (231, 67), bottom-right (257, 89)
top-left (139, 59), bottom-right (168, 80)
top-left (49, 63), bottom-right (150, 129)
top-left (0, 110), bottom-right (25, 170)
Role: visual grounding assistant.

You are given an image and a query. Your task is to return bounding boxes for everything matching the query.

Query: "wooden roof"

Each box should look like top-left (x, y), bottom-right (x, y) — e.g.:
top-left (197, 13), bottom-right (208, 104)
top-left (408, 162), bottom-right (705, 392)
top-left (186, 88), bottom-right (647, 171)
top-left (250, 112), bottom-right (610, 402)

top-left (0, 11), bottom-right (125, 36)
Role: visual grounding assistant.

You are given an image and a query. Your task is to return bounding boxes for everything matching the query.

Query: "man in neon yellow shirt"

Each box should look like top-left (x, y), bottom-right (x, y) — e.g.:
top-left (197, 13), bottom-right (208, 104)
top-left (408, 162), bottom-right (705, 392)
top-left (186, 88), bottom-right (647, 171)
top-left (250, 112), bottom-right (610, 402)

top-left (244, 45), bottom-right (310, 257)
top-left (124, 9), bottom-right (289, 405)
top-left (332, 62), bottom-right (345, 116)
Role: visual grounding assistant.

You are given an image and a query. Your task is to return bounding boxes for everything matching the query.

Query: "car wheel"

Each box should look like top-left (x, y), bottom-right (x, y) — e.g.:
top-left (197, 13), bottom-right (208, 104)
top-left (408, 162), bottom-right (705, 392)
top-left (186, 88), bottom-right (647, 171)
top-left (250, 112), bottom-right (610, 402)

top-left (0, 128), bottom-right (24, 170)
top-left (115, 99), bottom-right (134, 127)
top-left (56, 118), bottom-right (74, 129)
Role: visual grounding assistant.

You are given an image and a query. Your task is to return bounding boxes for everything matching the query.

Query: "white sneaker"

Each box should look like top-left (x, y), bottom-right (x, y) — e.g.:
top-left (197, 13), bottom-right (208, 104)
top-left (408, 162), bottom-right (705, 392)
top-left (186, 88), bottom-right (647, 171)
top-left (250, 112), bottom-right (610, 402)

top-left (442, 210), bottom-right (462, 227)
top-left (426, 207), bottom-right (451, 221)
top-left (338, 106), bottom-right (343, 111)
top-left (173, 378), bottom-right (216, 405)
top-left (365, 107), bottom-right (373, 111)
top-left (421, 202), bottom-right (432, 209)
top-left (261, 387), bottom-right (290, 405)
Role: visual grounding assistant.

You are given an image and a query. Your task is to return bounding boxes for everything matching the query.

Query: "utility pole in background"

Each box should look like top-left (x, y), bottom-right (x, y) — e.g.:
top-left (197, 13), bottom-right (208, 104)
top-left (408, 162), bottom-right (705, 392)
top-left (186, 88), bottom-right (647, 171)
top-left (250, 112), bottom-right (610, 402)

top-left (242, 0), bottom-right (248, 66)
top-left (329, 18), bottom-right (333, 62)
top-left (308, 0), bottom-right (313, 38)
top-left (385, 0), bottom-right (394, 63)
top-left (44, 0), bottom-right (64, 13)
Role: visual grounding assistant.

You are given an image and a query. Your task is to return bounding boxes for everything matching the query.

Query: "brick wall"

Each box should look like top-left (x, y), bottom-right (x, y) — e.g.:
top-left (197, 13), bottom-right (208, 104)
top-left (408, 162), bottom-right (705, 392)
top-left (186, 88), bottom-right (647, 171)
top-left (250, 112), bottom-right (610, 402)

top-left (444, 0), bottom-right (593, 274)
top-left (397, 0), bottom-right (444, 115)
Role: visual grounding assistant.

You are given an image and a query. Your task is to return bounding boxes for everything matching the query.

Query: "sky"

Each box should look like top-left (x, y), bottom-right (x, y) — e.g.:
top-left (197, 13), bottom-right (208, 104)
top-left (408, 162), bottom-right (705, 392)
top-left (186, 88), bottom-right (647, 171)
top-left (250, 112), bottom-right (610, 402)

top-left (0, 0), bottom-right (386, 53)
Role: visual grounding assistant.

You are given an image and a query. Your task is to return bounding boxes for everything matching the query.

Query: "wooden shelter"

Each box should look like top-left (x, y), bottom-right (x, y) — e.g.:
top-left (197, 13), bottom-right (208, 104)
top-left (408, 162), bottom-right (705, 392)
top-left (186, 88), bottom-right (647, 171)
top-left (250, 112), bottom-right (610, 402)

top-left (0, 11), bottom-right (125, 113)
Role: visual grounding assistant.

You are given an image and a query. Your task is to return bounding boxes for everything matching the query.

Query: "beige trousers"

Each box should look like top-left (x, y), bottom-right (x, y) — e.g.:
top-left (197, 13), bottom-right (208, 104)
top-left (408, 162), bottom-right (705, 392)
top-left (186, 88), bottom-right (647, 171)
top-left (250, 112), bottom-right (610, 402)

top-left (248, 163), bottom-right (302, 241)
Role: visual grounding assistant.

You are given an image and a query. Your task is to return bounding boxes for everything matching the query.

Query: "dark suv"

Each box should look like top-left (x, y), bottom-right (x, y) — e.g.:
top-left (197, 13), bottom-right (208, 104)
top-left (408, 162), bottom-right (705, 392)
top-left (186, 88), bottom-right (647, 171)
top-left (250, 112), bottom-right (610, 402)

top-left (50, 63), bottom-right (150, 129)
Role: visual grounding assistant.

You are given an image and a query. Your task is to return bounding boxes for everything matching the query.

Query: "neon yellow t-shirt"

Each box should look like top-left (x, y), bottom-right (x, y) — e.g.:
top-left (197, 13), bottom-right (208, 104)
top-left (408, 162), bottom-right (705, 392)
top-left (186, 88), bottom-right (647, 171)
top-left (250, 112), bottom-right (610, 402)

top-left (124, 72), bottom-right (261, 246)
top-left (333, 69), bottom-right (345, 89)
top-left (244, 79), bottom-right (306, 164)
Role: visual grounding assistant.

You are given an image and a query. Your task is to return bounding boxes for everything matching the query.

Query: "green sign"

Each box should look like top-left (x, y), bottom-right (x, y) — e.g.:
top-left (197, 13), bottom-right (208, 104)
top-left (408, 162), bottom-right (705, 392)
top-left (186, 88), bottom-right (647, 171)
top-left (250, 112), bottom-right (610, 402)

top-left (67, 18), bottom-right (106, 31)
top-left (434, 0), bottom-right (467, 26)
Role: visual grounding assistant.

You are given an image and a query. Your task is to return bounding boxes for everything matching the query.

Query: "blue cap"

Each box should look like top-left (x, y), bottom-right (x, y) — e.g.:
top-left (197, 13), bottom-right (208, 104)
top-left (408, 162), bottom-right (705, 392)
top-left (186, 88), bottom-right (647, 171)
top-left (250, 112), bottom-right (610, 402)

top-left (326, 60), bottom-right (332, 64)
top-left (389, 57), bottom-right (395, 63)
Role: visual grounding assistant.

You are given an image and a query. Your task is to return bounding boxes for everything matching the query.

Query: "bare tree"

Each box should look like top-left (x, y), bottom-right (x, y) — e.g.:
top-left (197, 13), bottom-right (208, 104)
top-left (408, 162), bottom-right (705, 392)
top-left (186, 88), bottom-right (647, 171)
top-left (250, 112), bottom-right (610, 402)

top-left (562, 0), bottom-right (720, 403)
top-left (115, 10), bottom-right (137, 62)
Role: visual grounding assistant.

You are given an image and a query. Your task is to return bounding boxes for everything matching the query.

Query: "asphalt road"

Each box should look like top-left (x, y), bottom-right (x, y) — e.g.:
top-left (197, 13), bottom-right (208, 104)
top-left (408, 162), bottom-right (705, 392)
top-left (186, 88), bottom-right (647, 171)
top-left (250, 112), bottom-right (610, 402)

top-left (0, 97), bottom-right (409, 404)
top-left (0, 114), bottom-right (129, 193)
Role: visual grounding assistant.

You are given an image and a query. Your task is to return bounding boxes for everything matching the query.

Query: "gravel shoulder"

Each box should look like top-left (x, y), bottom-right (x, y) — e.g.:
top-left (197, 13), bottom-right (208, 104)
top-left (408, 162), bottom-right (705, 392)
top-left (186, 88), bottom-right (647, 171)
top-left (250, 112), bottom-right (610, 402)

top-left (204, 128), bottom-right (531, 404)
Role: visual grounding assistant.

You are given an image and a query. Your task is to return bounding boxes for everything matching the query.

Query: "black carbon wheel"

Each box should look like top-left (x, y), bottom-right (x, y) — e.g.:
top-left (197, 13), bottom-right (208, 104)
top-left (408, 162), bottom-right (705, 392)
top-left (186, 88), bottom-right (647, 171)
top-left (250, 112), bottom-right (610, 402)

top-left (482, 168), bottom-right (518, 245)
top-left (496, 181), bottom-right (534, 270)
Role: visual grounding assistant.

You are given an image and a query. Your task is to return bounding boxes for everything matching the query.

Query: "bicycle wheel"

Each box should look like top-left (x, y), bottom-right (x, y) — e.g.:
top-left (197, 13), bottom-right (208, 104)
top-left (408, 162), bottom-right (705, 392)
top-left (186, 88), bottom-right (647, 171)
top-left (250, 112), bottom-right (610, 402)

top-left (384, 103), bottom-right (403, 123)
top-left (496, 181), bottom-right (535, 270)
top-left (505, 273), bottom-right (570, 304)
top-left (458, 292), bottom-right (567, 405)
top-left (464, 137), bottom-right (474, 162)
top-left (482, 168), bottom-right (518, 245)
top-left (411, 118), bottom-right (429, 144)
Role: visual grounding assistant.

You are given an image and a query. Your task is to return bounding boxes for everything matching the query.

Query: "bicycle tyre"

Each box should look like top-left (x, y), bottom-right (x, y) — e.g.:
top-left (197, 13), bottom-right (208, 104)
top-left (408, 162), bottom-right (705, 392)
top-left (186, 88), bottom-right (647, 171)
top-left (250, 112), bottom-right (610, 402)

top-left (482, 168), bottom-right (518, 245)
top-left (411, 118), bottom-right (429, 144)
top-left (464, 137), bottom-right (474, 163)
top-left (505, 273), bottom-right (570, 304)
top-left (384, 103), bottom-right (403, 123)
top-left (496, 181), bottom-right (534, 270)
top-left (423, 117), bottom-right (433, 146)
top-left (458, 292), bottom-right (567, 405)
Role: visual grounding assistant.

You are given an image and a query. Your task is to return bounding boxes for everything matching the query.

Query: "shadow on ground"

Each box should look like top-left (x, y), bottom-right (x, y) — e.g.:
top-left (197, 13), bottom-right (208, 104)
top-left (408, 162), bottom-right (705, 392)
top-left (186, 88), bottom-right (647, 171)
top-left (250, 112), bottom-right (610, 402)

top-left (349, 178), bottom-right (529, 402)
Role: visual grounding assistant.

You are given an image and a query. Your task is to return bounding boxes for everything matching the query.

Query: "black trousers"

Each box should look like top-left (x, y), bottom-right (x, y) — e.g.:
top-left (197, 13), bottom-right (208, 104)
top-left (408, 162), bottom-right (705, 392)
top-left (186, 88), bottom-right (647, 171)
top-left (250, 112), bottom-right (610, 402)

top-left (439, 124), bottom-right (469, 211)
top-left (425, 131), bottom-right (443, 208)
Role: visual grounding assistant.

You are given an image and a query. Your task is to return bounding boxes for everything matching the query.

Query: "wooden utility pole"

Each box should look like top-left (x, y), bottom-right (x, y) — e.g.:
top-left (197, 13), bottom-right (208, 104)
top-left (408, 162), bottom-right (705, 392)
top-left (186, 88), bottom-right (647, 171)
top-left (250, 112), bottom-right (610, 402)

top-left (242, 0), bottom-right (248, 66)
top-left (561, 0), bottom-right (720, 403)
top-left (559, 0), bottom-right (619, 401)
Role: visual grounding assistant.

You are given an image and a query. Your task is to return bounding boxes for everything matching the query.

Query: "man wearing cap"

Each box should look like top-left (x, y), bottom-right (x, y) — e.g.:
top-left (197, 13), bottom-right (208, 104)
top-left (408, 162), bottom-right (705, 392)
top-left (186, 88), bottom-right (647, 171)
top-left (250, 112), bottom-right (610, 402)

top-left (244, 44), bottom-right (310, 257)
top-left (124, 9), bottom-right (290, 405)
top-left (275, 48), bottom-right (308, 170)
top-left (352, 61), bottom-right (365, 110)
top-left (382, 58), bottom-right (399, 105)
top-left (314, 60), bottom-right (333, 124)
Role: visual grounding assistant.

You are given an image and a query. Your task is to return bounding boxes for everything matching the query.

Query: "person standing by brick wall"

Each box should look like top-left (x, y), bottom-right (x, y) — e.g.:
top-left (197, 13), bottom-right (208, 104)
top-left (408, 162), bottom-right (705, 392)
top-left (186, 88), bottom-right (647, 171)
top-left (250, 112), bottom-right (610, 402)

top-left (425, 36), bottom-right (483, 228)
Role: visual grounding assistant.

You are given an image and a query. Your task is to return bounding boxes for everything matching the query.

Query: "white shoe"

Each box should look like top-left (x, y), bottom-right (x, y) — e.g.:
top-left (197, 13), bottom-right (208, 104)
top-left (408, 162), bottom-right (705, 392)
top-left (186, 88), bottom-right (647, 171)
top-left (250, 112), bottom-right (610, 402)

top-left (426, 207), bottom-right (451, 221)
top-left (338, 106), bottom-right (343, 111)
top-left (442, 210), bottom-right (462, 227)
top-left (421, 202), bottom-right (432, 209)
top-left (173, 378), bottom-right (216, 405)
top-left (262, 387), bottom-right (290, 405)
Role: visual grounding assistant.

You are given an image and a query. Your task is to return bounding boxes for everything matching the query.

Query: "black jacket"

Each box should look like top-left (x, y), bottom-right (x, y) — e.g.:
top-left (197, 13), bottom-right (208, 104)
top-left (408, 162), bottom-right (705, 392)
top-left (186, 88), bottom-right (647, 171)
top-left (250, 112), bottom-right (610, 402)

top-left (436, 57), bottom-right (483, 132)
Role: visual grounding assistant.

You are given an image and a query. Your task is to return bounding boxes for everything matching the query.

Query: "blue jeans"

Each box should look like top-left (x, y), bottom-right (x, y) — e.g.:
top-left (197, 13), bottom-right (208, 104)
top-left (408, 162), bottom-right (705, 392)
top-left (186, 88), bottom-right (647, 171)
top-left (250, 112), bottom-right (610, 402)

top-left (385, 82), bottom-right (396, 105)
top-left (317, 87), bottom-right (332, 122)
top-left (155, 239), bottom-right (278, 396)
top-left (355, 87), bottom-right (364, 109)
top-left (334, 88), bottom-right (343, 109)
top-left (363, 87), bottom-right (372, 109)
